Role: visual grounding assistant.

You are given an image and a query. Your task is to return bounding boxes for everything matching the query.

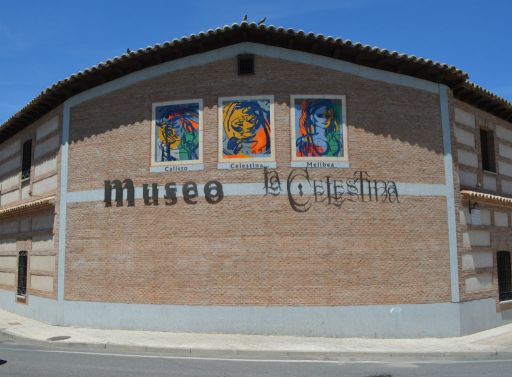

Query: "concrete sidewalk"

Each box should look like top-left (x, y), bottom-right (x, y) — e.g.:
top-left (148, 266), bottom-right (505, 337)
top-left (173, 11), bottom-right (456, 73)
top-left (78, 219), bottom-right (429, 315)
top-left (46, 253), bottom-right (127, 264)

top-left (1, 308), bottom-right (512, 360)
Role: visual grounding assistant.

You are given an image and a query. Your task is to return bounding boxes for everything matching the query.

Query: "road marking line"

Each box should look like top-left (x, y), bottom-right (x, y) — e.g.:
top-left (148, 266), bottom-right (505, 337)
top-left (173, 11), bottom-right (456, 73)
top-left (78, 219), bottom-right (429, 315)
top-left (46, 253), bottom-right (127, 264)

top-left (0, 346), bottom-right (510, 365)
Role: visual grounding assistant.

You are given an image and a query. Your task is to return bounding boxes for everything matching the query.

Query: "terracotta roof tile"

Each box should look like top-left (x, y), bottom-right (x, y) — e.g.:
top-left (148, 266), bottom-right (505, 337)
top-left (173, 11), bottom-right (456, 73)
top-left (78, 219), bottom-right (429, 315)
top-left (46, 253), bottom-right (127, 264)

top-left (0, 22), bottom-right (509, 143)
top-left (0, 196), bottom-right (55, 217)
top-left (461, 190), bottom-right (512, 207)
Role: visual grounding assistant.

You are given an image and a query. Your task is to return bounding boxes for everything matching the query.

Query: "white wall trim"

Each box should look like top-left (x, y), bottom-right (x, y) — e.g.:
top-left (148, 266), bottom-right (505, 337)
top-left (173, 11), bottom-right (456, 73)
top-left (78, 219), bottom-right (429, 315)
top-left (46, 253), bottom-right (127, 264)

top-left (66, 181), bottom-right (447, 204)
top-left (1, 289), bottom-right (510, 338)
top-left (57, 103), bottom-right (70, 303)
top-left (65, 43), bottom-right (438, 112)
top-left (439, 84), bottom-right (460, 303)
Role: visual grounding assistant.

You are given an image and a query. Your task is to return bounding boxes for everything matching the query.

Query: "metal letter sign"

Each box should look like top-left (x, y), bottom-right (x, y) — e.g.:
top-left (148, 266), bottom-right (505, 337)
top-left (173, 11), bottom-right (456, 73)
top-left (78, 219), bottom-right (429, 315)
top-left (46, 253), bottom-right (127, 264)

top-left (104, 179), bottom-right (224, 207)
top-left (104, 170), bottom-right (398, 212)
top-left (104, 179), bottom-right (135, 206)
top-left (263, 168), bottom-right (399, 212)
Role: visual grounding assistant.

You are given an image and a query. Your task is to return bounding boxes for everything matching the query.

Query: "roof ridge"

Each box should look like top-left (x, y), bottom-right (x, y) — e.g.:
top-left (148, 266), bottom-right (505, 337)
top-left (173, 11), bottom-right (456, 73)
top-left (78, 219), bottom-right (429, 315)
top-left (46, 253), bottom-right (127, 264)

top-left (0, 23), bottom-right (510, 141)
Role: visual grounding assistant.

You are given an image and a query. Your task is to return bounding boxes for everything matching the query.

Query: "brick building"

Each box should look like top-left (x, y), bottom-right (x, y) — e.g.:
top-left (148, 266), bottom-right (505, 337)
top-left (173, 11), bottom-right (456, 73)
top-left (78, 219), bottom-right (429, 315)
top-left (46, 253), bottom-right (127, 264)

top-left (0, 23), bottom-right (511, 337)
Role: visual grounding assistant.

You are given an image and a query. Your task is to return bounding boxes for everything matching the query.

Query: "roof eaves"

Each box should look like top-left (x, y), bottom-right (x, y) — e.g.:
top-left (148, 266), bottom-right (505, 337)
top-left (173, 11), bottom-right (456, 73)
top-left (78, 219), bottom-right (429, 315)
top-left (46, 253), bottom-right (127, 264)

top-left (0, 22), bottom-right (508, 144)
top-left (453, 81), bottom-right (512, 122)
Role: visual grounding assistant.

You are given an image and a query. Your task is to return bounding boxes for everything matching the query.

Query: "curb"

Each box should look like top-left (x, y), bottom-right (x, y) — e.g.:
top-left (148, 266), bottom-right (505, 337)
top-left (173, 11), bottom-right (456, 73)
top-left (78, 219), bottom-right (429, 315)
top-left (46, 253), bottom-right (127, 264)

top-left (2, 328), bottom-right (512, 361)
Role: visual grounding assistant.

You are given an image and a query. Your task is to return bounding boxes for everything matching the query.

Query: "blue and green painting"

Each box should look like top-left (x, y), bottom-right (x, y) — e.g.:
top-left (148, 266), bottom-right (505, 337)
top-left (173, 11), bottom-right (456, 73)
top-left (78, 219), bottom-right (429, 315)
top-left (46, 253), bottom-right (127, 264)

top-left (154, 102), bottom-right (199, 162)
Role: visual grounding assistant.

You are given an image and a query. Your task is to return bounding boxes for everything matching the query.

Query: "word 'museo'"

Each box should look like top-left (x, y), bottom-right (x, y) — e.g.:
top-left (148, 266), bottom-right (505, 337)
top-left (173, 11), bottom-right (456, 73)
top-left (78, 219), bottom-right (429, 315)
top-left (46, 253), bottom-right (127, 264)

top-left (263, 168), bottom-right (399, 212)
top-left (104, 179), bottom-right (223, 206)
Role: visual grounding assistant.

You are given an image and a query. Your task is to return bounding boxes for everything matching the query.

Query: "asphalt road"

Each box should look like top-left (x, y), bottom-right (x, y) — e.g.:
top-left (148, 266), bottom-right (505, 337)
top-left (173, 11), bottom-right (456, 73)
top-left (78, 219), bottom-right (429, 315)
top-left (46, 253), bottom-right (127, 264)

top-left (0, 333), bottom-right (511, 377)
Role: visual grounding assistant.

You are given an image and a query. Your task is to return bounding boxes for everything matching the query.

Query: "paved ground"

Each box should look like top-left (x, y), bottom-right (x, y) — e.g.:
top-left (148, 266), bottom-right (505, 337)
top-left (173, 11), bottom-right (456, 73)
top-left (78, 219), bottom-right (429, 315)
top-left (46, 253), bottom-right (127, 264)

top-left (1, 308), bottom-right (512, 360)
top-left (1, 308), bottom-right (512, 376)
top-left (1, 308), bottom-right (512, 363)
top-left (0, 333), bottom-right (511, 377)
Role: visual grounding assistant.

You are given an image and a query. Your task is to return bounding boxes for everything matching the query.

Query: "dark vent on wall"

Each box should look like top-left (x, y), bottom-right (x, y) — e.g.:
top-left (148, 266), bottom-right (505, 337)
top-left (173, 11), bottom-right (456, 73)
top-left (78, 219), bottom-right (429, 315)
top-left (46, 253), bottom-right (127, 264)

top-left (238, 54), bottom-right (254, 75)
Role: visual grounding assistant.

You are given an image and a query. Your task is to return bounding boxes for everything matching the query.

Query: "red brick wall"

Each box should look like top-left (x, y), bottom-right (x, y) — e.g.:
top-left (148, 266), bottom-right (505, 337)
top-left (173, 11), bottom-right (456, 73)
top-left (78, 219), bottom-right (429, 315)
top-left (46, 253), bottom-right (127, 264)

top-left (64, 56), bottom-right (452, 305)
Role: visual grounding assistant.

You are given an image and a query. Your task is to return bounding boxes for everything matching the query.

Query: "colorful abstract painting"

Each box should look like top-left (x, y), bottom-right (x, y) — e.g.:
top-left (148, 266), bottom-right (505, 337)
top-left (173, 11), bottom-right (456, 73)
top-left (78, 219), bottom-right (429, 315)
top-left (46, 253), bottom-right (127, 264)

top-left (153, 101), bottom-right (201, 164)
top-left (220, 97), bottom-right (273, 161)
top-left (292, 97), bottom-right (346, 159)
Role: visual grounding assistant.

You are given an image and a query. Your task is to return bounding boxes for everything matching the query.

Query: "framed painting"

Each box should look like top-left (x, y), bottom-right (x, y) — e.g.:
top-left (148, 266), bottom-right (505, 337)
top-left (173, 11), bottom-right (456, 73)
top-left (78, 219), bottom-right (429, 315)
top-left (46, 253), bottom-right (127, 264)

top-left (151, 99), bottom-right (203, 170)
top-left (218, 96), bottom-right (275, 165)
top-left (290, 95), bottom-right (348, 166)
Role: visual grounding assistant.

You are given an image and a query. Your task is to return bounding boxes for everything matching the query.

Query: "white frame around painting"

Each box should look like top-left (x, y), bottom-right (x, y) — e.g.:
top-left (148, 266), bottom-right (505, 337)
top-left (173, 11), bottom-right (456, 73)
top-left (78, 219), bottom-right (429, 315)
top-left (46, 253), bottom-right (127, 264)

top-left (218, 95), bottom-right (276, 165)
top-left (290, 95), bottom-right (348, 167)
top-left (150, 99), bottom-right (203, 171)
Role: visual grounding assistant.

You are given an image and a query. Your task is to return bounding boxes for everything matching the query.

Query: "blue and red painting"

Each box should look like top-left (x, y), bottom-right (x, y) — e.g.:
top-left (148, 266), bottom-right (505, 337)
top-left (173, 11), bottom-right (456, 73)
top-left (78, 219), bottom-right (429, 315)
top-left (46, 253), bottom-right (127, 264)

top-left (294, 98), bottom-right (343, 158)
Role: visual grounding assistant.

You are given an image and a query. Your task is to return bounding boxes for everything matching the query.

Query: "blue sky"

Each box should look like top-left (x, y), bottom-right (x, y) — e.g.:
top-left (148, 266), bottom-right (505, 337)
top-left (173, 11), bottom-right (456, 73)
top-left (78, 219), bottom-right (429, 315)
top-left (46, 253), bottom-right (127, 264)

top-left (0, 0), bottom-right (510, 124)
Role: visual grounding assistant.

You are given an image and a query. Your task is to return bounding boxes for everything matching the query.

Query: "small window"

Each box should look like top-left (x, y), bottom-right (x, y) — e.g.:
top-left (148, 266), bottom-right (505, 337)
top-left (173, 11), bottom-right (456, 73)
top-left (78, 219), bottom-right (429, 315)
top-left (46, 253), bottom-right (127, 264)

top-left (470, 207), bottom-right (481, 225)
top-left (17, 251), bottom-right (28, 296)
top-left (21, 140), bottom-right (32, 181)
top-left (238, 54), bottom-right (254, 75)
top-left (497, 251), bottom-right (512, 302)
top-left (480, 129), bottom-right (496, 172)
